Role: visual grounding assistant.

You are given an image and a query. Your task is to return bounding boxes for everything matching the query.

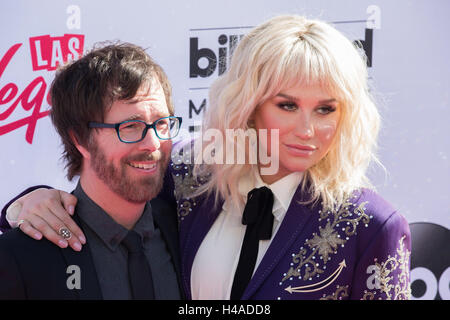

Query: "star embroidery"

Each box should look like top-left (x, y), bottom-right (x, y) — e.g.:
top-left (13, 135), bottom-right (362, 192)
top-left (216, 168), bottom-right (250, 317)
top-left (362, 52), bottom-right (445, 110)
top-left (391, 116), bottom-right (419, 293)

top-left (307, 222), bottom-right (345, 263)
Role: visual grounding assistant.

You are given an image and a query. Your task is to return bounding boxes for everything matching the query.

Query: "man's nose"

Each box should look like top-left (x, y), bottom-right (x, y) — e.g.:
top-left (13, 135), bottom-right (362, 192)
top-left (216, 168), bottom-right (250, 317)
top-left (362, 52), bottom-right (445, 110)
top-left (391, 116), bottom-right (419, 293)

top-left (139, 128), bottom-right (161, 152)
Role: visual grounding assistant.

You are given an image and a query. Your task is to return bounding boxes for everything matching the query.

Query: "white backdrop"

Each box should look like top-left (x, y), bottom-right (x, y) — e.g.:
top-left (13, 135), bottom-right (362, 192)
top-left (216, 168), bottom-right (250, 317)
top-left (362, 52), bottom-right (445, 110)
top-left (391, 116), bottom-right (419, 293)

top-left (0, 0), bottom-right (449, 299)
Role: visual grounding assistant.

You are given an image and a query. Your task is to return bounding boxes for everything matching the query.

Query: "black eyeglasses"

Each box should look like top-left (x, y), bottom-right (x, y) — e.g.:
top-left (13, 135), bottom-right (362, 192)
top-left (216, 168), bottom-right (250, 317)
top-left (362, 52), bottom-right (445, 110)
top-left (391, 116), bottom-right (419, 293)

top-left (88, 116), bottom-right (182, 143)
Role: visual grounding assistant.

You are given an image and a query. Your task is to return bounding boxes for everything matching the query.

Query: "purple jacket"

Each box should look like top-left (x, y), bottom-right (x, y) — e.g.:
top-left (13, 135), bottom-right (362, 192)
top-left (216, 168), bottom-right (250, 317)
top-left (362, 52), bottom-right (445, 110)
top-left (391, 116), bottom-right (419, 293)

top-left (0, 157), bottom-right (412, 300)
top-left (168, 161), bottom-right (411, 300)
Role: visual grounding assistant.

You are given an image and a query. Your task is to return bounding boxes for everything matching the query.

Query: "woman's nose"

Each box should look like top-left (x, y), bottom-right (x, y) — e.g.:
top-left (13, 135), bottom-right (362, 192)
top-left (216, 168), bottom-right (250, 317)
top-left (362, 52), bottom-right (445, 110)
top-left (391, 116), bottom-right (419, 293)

top-left (294, 115), bottom-right (314, 140)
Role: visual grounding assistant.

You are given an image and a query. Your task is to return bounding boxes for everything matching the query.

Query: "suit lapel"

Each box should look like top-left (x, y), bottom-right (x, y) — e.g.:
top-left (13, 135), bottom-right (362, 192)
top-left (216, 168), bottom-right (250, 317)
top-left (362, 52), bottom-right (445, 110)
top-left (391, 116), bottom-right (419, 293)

top-left (242, 185), bottom-right (316, 299)
top-left (59, 229), bottom-right (103, 299)
top-left (60, 199), bottom-right (182, 300)
top-left (150, 197), bottom-right (185, 298)
top-left (181, 194), bottom-right (224, 299)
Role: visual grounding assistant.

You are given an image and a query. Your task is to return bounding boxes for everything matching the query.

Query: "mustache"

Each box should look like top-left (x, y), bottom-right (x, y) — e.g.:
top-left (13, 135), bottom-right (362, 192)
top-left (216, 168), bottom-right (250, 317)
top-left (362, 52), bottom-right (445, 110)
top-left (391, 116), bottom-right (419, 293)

top-left (126, 150), bottom-right (163, 162)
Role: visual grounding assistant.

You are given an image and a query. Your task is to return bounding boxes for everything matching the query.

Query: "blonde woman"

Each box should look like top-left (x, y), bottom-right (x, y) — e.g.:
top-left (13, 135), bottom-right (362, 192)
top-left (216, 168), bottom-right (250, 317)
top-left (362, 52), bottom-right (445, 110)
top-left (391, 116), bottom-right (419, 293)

top-left (1, 15), bottom-right (411, 300)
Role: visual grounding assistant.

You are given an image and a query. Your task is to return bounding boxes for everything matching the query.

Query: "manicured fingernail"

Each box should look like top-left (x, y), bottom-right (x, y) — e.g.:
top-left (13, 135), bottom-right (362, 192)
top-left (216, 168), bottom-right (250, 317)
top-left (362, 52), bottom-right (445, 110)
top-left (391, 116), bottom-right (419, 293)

top-left (79, 235), bottom-right (86, 244)
top-left (58, 240), bottom-right (68, 248)
top-left (73, 242), bottom-right (82, 251)
top-left (34, 233), bottom-right (42, 240)
top-left (68, 205), bottom-right (75, 215)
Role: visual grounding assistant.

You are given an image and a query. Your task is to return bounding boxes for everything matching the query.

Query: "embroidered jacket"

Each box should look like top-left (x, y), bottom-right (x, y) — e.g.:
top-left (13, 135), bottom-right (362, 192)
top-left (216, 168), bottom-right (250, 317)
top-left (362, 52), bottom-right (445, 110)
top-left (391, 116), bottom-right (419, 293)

top-left (165, 149), bottom-right (411, 300)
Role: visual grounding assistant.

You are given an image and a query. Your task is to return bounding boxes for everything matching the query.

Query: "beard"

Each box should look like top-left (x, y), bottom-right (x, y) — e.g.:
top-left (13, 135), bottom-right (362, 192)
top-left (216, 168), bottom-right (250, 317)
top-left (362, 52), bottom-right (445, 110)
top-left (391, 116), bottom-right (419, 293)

top-left (88, 142), bottom-right (169, 203)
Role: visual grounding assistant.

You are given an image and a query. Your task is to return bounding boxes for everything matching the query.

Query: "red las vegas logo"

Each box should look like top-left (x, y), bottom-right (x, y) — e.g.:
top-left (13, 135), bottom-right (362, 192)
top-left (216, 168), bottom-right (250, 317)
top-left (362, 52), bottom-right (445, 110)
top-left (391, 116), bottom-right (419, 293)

top-left (0, 34), bottom-right (84, 144)
top-left (29, 34), bottom-right (84, 71)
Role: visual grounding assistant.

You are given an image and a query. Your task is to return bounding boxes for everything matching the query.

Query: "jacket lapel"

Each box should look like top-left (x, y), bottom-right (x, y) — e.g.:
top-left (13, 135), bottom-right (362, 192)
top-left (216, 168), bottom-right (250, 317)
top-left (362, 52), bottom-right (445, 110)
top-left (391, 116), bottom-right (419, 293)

top-left (60, 215), bottom-right (103, 299)
top-left (181, 194), bottom-right (224, 299)
top-left (242, 185), bottom-right (316, 299)
top-left (150, 197), bottom-right (185, 299)
top-left (60, 199), bottom-right (183, 300)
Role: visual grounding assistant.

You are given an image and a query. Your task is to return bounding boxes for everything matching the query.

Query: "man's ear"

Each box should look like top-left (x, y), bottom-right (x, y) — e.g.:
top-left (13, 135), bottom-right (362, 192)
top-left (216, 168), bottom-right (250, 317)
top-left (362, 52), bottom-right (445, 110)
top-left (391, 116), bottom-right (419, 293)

top-left (69, 130), bottom-right (91, 160)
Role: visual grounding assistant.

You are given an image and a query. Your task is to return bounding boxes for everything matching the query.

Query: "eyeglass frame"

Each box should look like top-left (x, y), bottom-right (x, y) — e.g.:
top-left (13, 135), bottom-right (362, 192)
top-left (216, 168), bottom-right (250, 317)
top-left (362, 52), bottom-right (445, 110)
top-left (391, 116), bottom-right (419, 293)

top-left (88, 116), bottom-right (182, 143)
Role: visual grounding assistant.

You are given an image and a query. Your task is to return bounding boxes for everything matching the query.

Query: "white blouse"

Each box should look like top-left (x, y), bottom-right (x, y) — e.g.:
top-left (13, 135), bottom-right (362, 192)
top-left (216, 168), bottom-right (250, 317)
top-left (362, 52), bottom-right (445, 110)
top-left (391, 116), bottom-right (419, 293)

top-left (190, 170), bottom-right (303, 300)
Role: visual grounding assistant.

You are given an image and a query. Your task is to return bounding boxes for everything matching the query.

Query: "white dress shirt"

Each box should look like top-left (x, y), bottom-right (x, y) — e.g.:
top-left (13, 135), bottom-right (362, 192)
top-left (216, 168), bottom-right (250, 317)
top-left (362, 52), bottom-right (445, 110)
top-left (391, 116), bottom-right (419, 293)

top-left (190, 169), bottom-right (303, 300)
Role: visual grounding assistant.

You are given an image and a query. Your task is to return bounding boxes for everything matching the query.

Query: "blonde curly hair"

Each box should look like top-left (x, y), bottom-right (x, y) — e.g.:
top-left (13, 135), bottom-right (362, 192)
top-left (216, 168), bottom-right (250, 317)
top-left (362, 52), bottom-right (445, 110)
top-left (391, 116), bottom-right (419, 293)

top-left (193, 15), bottom-right (381, 212)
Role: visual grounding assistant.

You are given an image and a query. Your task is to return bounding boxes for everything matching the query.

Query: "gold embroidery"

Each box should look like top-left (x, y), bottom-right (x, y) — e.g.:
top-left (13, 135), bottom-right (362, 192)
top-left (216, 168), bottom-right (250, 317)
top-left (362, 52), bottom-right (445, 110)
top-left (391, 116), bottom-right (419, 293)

top-left (362, 235), bottom-right (411, 300)
top-left (282, 200), bottom-right (370, 282)
top-left (320, 285), bottom-right (349, 300)
top-left (395, 235), bottom-right (411, 300)
top-left (306, 222), bottom-right (345, 263)
top-left (171, 163), bottom-right (196, 220)
top-left (172, 165), bottom-right (196, 199)
top-left (362, 291), bottom-right (376, 300)
top-left (285, 259), bottom-right (346, 293)
top-left (171, 148), bottom-right (210, 221)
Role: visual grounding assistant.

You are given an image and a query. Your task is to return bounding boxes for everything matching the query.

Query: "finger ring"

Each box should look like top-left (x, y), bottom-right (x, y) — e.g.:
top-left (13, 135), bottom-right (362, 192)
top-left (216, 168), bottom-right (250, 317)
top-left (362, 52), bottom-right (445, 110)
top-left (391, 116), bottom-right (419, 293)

top-left (58, 227), bottom-right (72, 240)
top-left (17, 219), bottom-right (26, 227)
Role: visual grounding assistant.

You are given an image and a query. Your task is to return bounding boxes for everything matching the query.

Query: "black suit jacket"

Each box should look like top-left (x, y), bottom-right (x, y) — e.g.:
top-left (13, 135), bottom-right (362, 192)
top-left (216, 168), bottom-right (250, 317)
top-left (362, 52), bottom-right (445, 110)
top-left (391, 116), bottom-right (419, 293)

top-left (0, 196), bottom-right (183, 300)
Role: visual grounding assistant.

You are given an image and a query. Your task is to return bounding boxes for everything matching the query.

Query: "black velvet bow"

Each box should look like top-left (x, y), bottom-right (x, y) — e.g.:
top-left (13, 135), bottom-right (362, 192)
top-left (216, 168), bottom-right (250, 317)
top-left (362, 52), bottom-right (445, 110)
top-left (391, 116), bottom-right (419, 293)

top-left (241, 186), bottom-right (274, 240)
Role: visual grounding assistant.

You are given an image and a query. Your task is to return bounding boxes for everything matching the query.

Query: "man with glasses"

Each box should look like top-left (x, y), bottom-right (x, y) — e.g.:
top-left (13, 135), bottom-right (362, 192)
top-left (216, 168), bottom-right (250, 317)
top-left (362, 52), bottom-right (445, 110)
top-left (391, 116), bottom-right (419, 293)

top-left (0, 42), bottom-right (183, 299)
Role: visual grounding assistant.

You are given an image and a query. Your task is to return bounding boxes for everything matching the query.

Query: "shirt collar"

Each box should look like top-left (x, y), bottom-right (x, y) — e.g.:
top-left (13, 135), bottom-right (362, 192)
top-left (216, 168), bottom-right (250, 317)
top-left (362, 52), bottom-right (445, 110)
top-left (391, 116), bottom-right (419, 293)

top-left (224, 167), bottom-right (303, 222)
top-left (73, 182), bottom-right (155, 251)
top-left (266, 171), bottom-right (303, 217)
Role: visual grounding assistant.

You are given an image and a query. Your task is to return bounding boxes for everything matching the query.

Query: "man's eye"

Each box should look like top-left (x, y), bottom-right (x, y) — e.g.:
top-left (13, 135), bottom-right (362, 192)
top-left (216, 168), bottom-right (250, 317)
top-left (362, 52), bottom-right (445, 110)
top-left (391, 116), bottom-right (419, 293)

top-left (156, 122), bottom-right (168, 129)
top-left (155, 119), bottom-right (169, 127)
top-left (121, 123), bottom-right (140, 130)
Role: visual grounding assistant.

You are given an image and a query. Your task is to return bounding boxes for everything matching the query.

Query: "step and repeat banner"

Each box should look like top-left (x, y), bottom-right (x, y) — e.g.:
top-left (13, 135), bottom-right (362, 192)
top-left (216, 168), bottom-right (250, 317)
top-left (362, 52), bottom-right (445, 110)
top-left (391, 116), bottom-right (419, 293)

top-left (0, 0), bottom-right (449, 299)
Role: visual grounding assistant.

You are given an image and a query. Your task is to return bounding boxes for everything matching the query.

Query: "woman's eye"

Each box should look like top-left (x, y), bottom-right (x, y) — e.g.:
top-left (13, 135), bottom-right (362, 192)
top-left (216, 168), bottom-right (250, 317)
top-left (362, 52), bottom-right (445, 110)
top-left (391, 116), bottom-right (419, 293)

top-left (277, 102), bottom-right (297, 111)
top-left (316, 105), bottom-right (336, 115)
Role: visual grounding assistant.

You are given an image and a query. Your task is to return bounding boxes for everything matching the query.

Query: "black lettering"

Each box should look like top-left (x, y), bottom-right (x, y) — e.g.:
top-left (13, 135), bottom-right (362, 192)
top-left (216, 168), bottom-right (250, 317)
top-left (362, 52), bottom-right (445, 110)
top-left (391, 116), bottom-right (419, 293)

top-left (189, 99), bottom-right (206, 118)
top-left (189, 125), bottom-right (201, 133)
top-left (354, 28), bottom-right (373, 67)
top-left (190, 37), bottom-right (217, 78)
top-left (218, 35), bottom-right (227, 75)
top-left (229, 35), bottom-right (239, 58)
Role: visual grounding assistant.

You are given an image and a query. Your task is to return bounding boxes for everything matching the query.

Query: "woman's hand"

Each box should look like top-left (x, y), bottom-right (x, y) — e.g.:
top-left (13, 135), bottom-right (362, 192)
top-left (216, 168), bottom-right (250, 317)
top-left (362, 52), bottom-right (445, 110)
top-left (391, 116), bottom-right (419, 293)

top-left (6, 188), bottom-right (86, 251)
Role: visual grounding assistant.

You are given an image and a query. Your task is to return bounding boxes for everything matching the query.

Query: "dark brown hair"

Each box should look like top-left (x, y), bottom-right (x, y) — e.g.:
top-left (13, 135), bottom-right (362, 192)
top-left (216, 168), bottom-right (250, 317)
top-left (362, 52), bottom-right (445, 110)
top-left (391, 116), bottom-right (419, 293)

top-left (50, 42), bottom-right (174, 180)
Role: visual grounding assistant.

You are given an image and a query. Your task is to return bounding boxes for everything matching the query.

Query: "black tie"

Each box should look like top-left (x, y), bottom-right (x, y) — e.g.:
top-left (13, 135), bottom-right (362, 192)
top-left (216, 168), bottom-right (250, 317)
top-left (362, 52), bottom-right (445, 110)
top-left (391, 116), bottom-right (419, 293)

top-left (230, 186), bottom-right (274, 300)
top-left (121, 230), bottom-right (155, 300)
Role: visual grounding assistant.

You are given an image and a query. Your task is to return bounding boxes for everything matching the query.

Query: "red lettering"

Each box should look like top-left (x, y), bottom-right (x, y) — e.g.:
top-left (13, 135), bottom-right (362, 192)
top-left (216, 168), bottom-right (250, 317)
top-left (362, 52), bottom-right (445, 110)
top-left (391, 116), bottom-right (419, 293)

top-left (0, 83), bottom-right (18, 105)
top-left (0, 44), bottom-right (50, 144)
top-left (64, 34), bottom-right (84, 62)
top-left (29, 35), bottom-right (51, 71)
top-left (0, 110), bottom-right (50, 144)
top-left (29, 34), bottom-right (84, 71)
top-left (0, 43), bottom-right (22, 79)
top-left (50, 37), bottom-right (65, 70)
top-left (0, 43), bottom-right (23, 120)
top-left (0, 77), bottom-right (50, 144)
top-left (0, 34), bottom-right (84, 144)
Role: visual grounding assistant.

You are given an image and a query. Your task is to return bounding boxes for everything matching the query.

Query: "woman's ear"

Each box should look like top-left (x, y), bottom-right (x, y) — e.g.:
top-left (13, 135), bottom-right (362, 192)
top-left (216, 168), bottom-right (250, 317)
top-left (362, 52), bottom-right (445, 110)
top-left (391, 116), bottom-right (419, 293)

top-left (69, 130), bottom-right (91, 160)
